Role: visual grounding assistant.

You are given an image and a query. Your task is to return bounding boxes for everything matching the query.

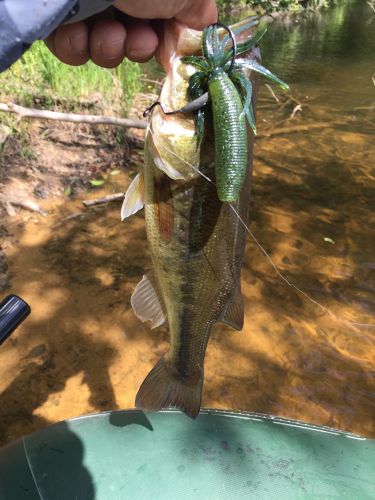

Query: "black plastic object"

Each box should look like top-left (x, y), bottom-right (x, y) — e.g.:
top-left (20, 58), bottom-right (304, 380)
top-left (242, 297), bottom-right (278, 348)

top-left (0, 295), bottom-right (31, 345)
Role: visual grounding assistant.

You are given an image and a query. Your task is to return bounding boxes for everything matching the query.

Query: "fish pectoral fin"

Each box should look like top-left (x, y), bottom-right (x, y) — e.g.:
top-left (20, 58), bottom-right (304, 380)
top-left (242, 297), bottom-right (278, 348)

top-left (218, 282), bottom-right (244, 331)
top-left (130, 272), bottom-right (166, 329)
top-left (149, 130), bottom-right (185, 180)
top-left (121, 171), bottom-right (145, 220)
top-left (135, 356), bottom-right (203, 419)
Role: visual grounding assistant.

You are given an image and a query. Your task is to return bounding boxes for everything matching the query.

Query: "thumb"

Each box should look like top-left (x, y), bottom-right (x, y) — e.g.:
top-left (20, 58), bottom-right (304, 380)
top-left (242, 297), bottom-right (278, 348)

top-left (176, 0), bottom-right (218, 30)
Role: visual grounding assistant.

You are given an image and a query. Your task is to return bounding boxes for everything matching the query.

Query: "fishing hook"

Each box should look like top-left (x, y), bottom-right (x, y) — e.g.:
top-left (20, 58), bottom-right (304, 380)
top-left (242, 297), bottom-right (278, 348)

top-left (211, 22), bottom-right (237, 74)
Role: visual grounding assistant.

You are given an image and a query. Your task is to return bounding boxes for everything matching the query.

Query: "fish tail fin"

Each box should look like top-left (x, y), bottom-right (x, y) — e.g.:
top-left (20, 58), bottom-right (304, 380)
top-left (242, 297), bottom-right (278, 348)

top-left (135, 356), bottom-right (203, 419)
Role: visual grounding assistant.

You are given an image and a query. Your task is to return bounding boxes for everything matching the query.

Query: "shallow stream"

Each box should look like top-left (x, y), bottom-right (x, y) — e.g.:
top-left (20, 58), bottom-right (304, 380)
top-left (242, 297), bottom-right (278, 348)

top-left (0, 0), bottom-right (374, 444)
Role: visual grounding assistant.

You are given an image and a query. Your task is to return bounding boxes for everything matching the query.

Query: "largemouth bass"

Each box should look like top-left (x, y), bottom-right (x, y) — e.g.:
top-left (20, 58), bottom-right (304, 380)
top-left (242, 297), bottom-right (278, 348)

top-left (122, 19), bottom-right (260, 418)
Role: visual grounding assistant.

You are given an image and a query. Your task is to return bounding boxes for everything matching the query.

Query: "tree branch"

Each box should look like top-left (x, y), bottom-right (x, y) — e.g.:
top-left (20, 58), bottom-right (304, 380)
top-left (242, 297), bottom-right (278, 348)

top-left (82, 192), bottom-right (125, 207)
top-left (257, 121), bottom-right (345, 138)
top-left (0, 102), bottom-right (147, 129)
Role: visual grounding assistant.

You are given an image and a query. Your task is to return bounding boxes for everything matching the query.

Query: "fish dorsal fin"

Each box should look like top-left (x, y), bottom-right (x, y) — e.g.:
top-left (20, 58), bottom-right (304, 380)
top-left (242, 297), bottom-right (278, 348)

top-left (121, 171), bottom-right (145, 221)
top-left (219, 283), bottom-right (244, 331)
top-left (131, 272), bottom-right (166, 329)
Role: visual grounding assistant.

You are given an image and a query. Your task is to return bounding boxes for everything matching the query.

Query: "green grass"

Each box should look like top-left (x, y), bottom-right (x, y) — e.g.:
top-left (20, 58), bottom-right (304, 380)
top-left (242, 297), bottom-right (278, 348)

top-left (216, 0), bottom-right (333, 16)
top-left (0, 41), bottom-right (141, 115)
top-left (0, 42), bottom-right (142, 156)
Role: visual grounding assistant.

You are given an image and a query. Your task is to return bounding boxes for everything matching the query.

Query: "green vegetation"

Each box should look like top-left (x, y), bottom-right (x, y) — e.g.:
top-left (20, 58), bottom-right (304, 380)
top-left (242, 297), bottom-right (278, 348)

top-left (0, 41), bottom-right (142, 156)
top-left (0, 41), bottom-right (141, 115)
top-left (217, 0), bottom-right (333, 16)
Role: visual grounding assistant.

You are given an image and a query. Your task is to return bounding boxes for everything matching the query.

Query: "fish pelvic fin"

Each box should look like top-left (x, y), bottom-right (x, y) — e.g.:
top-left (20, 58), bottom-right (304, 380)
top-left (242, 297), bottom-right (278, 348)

top-left (135, 357), bottom-right (203, 419)
top-left (218, 282), bottom-right (244, 331)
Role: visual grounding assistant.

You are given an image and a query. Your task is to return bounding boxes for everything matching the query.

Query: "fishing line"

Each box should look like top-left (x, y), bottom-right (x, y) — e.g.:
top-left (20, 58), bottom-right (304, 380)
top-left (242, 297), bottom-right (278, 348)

top-left (147, 126), bottom-right (375, 331)
top-left (228, 204), bottom-right (374, 330)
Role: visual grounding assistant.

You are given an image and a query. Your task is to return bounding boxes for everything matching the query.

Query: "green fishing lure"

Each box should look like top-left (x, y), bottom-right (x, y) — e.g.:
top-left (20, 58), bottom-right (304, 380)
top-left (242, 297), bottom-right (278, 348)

top-left (145, 18), bottom-right (289, 202)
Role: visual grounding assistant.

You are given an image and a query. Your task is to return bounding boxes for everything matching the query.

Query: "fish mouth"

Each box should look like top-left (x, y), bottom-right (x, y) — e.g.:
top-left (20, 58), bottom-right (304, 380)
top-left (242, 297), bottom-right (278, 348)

top-left (156, 21), bottom-right (202, 72)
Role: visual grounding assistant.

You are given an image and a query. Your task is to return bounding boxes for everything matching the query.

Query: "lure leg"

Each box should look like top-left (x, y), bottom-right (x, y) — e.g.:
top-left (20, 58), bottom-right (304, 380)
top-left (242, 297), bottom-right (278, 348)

top-left (224, 27), bottom-right (267, 65)
top-left (231, 67), bottom-right (256, 134)
top-left (205, 23), bottom-right (237, 73)
top-left (236, 58), bottom-right (289, 90)
top-left (220, 16), bottom-right (259, 54)
top-left (180, 56), bottom-right (208, 72)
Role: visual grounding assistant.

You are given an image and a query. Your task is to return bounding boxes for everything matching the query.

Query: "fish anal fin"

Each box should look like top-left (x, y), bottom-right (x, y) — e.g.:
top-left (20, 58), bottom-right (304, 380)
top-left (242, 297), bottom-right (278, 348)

top-left (135, 356), bottom-right (203, 419)
top-left (121, 171), bottom-right (145, 220)
top-left (219, 283), bottom-right (244, 331)
top-left (130, 272), bottom-right (166, 329)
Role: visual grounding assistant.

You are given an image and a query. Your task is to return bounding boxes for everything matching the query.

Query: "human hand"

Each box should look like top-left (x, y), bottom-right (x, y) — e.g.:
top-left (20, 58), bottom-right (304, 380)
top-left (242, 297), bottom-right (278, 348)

top-left (45, 0), bottom-right (217, 68)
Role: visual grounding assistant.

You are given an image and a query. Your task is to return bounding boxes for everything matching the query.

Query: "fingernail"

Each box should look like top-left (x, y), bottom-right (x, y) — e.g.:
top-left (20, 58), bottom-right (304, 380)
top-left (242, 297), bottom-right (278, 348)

top-left (69, 32), bottom-right (87, 54)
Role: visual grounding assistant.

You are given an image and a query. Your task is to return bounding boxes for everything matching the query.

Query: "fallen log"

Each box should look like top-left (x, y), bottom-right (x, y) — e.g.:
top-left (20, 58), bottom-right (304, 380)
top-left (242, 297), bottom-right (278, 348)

top-left (0, 102), bottom-right (147, 129)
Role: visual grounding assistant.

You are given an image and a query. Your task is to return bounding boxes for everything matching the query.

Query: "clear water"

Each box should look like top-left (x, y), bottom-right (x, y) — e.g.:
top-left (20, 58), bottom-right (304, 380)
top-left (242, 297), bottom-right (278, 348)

top-left (225, 0), bottom-right (375, 436)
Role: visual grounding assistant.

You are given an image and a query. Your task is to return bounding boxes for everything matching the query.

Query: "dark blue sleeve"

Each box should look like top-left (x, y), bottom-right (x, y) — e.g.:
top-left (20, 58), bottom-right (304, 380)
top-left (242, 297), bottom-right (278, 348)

top-left (0, 0), bottom-right (114, 73)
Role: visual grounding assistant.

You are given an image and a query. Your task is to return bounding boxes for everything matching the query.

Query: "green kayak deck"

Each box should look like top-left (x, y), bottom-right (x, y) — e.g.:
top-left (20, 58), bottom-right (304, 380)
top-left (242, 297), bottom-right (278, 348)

top-left (0, 409), bottom-right (374, 499)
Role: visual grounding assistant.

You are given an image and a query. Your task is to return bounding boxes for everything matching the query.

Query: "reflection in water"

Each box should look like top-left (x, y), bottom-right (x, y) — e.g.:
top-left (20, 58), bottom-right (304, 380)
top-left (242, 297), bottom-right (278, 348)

top-left (0, 0), bottom-right (374, 444)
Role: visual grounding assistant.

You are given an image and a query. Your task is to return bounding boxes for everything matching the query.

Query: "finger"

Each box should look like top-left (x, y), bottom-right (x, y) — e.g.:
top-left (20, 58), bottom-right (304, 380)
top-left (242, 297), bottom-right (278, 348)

top-left (113, 0), bottom-right (177, 19)
top-left (89, 19), bottom-right (127, 68)
top-left (113, 0), bottom-right (218, 30)
top-left (50, 22), bottom-right (90, 66)
top-left (176, 0), bottom-right (218, 30)
top-left (44, 33), bottom-right (56, 55)
top-left (124, 20), bottom-right (158, 62)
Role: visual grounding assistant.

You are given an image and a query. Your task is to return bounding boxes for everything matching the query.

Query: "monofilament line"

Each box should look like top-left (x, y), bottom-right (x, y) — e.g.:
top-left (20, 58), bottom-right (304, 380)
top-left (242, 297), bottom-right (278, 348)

top-left (147, 126), bottom-right (374, 330)
top-left (228, 203), bottom-right (373, 330)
